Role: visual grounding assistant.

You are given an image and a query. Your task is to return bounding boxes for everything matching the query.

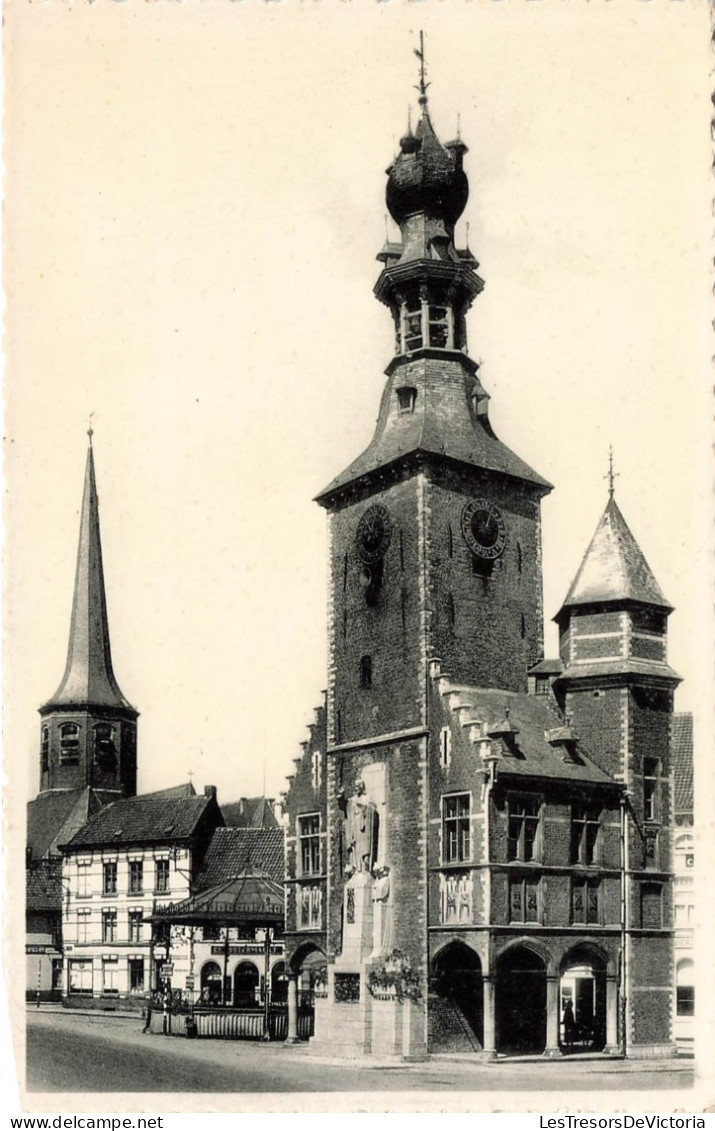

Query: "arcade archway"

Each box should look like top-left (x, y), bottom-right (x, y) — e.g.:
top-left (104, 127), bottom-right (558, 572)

top-left (429, 942), bottom-right (483, 1053)
top-left (496, 945), bottom-right (547, 1054)
top-left (200, 960), bottom-right (222, 1005)
top-left (233, 961), bottom-right (259, 1008)
top-left (559, 945), bottom-right (608, 1052)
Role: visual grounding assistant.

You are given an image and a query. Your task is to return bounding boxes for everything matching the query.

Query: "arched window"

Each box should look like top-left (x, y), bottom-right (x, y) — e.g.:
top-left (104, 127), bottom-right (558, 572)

top-left (59, 723), bottom-right (80, 764)
top-left (360, 655), bottom-right (372, 689)
top-left (233, 962), bottom-right (260, 1008)
top-left (200, 961), bottom-right (223, 1006)
top-left (40, 727), bottom-right (49, 771)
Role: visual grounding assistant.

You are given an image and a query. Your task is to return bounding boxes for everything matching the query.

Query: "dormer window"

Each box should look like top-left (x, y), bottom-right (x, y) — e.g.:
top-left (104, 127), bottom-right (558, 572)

top-left (396, 386), bottom-right (417, 414)
top-left (59, 723), bottom-right (80, 764)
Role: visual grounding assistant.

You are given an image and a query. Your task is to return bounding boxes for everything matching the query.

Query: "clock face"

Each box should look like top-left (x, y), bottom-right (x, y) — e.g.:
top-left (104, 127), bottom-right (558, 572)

top-left (356, 505), bottom-right (392, 565)
top-left (461, 499), bottom-right (507, 560)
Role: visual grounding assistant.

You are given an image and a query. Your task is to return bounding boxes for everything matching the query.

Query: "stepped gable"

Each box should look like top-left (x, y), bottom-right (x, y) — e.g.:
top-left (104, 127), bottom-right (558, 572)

top-left (436, 678), bottom-right (618, 785)
top-left (196, 827), bottom-right (285, 889)
top-left (561, 495), bottom-right (671, 612)
top-left (672, 712), bottom-right (693, 818)
top-left (60, 791), bottom-right (220, 850)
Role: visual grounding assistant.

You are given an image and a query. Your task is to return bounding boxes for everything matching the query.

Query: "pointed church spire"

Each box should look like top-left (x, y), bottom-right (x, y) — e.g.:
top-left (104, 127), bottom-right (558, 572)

top-left (43, 439), bottom-right (135, 712)
top-left (559, 494), bottom-right (672, 614)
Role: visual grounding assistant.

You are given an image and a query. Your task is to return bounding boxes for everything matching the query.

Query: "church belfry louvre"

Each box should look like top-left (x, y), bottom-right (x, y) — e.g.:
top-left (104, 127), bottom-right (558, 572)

top-left (283, 40), bottom-right (680, 1060)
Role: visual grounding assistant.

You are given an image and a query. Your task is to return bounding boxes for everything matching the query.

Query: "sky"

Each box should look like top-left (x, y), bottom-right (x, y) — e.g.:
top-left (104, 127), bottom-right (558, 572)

top-left (5, 0), bottom-right (711, 808)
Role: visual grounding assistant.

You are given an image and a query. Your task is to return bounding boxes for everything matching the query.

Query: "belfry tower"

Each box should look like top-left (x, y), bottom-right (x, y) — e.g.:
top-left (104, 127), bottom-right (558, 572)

top-left (37, 434), bottom-right (138, 797)
top-left (316, 43), bottom-right (551, 751)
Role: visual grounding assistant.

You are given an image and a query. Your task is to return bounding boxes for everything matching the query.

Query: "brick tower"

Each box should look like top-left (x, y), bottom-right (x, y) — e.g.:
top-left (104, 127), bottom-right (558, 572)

top-left (554, 483), bottom-right (679, 1056)
top-left (304, 47), bottom-right (551, 1058)
top-left (37, 433), bottom-right (138, 798)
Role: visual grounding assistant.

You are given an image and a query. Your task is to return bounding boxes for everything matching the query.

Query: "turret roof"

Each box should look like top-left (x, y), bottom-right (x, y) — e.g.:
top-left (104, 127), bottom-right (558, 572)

top-left (41, 443), bottom-right (136, 714)
top-left (559, 495), bottom-right (672, 614)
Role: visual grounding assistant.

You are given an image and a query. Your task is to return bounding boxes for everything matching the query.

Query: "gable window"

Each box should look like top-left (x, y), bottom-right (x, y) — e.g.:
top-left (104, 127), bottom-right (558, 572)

top-left (643, 758), bottom-right (659, 822)
top-left (311, 749), bottom-right (322, 792)
top-left (570, 803), bottom-right (600, 865)
top-left (40, 728), bottom-right (49, 771)
top-left (507, 796), bottom-right (542, 862)
top-left (442, 794), bottom-right (470, 863)
top-left (59, 723), bottom-right (80, 764)
top-left (154, 859), bottom-right (170, 894)
top-left (129, 861), bottom-right (143, 895)
top-left (360, 655), bottom-right (372, 690)
top-left (510, 877), bottom-right (540, 923)
top-left (102, 909), bottom-right (117, 943)
top-left (298, 814), bottom-right (321, 876)
top-left (103, 861), bottom-right (117, 896)
top-left (396, 386), bottom-right (417, 414)
top-left (572, 878), bottom-right (600, 925)
top-left (439, 727), bottom-right (452, 770)
top-left (129, 911), bottom-right (144, 943)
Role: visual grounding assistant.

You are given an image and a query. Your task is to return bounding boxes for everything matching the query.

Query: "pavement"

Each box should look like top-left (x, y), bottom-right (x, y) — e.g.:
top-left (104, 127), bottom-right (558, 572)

top-left (25, 1008), bottom-right (697, 1096)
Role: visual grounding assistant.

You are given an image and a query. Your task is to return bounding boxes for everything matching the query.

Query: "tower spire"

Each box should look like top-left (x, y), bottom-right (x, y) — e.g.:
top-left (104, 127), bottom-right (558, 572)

top-left (43, 437), bottom-right (134, 713)
top-left (605, 444), bottom-right (619, 499)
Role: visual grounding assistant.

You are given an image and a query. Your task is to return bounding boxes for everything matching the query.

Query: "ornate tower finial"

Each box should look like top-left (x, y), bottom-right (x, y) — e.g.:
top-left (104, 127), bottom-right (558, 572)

top-left (605, 444), bottom-right (620, 499)
top-left (87, 412), bottom-right (94, 447)
top-left (414, 30), bottom-right (430, 107)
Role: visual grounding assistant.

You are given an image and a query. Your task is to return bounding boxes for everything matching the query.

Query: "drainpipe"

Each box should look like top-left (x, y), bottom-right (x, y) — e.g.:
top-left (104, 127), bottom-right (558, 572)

top-left (619, 792), bottom-right (630, 1058)
top-left (262, 927), bottom-right (272, 1041)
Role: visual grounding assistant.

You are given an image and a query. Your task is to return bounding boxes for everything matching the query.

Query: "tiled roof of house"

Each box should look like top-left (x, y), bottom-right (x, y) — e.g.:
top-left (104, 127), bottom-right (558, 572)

top-left (559, 496), bottom-right (671, 613)
top-left (196, 827), bottom-right (285, 890)
top-left (672, 712), bottom-right (693, 817)
top-left (442, 684), bottom-right (619, 787)
top-left (221, 797), bottom-right (279, 829)
top-left (60, 793), bottom-right (218, 851)
top-left (27, 787), bottom-right (118, 859)
top-left (137, 782), bottom-right (197, 800)
top-left (26, 857), bottom-right (63, 913)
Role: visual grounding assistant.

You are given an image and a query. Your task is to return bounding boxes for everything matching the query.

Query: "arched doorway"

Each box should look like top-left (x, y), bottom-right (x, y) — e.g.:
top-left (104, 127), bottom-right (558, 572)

top-left (429, 942), bottom-right (483, 1053)
top-left (233, 961), bottom-right (259, 1008)
top-left (496, 945), bottom-right (547, 1054)
top-left (560, 945), bottom-right (608, 1052)
top-left (200, 960), bottom-right (222, 1005)
top-left (291, 944), bottom-right (327, 1002)
top-left (271, 961), bottom-right (288, 1004)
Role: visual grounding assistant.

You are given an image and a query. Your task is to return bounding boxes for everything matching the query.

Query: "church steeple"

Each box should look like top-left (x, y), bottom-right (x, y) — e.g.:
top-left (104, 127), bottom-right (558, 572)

top-left (38, 436), bottom-right (138, 796)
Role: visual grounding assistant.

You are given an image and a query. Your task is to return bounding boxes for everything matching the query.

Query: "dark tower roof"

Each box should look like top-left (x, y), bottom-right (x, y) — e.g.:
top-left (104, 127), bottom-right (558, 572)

top-left (558, 494), bottom-right (672, 615)
top-left (41, 441), bottom-right (136, 714)
top-left (386, 110), bottom-right (469, 230)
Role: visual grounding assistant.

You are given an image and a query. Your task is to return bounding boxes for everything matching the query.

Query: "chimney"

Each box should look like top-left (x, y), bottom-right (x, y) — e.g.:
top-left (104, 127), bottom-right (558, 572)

top-left (204, 785), bottom-right (217, 801)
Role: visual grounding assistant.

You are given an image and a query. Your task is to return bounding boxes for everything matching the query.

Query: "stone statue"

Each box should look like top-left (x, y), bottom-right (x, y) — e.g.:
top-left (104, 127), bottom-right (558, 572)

top-left (339, 779), bottom-right (379, 874)
top-left (371, 865), bottom-right (393, 955)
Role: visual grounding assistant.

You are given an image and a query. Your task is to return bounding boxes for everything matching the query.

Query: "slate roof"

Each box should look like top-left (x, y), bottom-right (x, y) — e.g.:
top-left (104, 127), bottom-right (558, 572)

top-left (672, 712), bottom-right (693, 817)
top-left (60, 793), bottom-right (219, 851)
top-left (528, 658), bottom-right (564, 676)
top-left (559, 496), bottom-right (672, 613)
top-left (221, 797), bottom-right (279, 829)
top-left (445, 685), bottom-right (619, 788)
top-left (27, 787), bottom-right (119, 859)
top-left (316, 356), bottom-right (551, 504)
top-left (196, 827), bottom-right (285, 890)
top-left (558, 659), bottom-right (681, 684)
top-left (138, 782), bottom-right (197, 800)
top-left (26, 858), bottom-right (63, 914)
top-left (42, 444), bottom-right (136, 714)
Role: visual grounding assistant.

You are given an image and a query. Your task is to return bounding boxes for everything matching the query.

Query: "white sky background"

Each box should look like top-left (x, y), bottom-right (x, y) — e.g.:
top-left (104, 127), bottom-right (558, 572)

top-left (5, 1), bottom-right (711, 806)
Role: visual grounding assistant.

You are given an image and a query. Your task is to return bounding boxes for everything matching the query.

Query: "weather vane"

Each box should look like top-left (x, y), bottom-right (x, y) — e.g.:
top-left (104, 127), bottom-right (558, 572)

top-left (414, 31), bottom-right (430, 106)
top-left (605, 445), bottom-right (620, 498)
top-left (87, 412), bottom-right (94, 446)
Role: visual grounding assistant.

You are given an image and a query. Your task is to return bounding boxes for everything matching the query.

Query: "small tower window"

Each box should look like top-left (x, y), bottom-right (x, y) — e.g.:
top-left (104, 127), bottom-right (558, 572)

top-left (40, 727), bottom-right (49, 771)
top-left (404, 301), bottom-right (423, 352)
top-left (396, 387), bottom-right (417, 414)
top-left (360, 655), bottom-right (372, 689)
top-left (643, 758), bottom-right (659, 822)
top-left (520, 613), bottom-right (526, 639)
top-left (440, 727), bottom-right (452, 769)
top-left (59, 723), bottom-right (80, 764)
top-left (472, 555), bottom-right (494, 579)
top-left (447, 524), bottom-right (454, 559)
top-left (428, 305), bottom-right (450, 349)
top-left (447, 593), bottom-right (455, 628)
top-left (94, 723), bottom-right (117, 767)
top-left (516, 542), bottom-right (523, 575)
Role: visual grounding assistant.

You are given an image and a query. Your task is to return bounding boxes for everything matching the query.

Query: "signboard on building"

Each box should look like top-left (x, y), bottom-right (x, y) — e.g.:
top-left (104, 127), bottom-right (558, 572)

top-left (160, 963), bottom-right (174, 979)
top-left (210, 944), bottom-right (281, 956)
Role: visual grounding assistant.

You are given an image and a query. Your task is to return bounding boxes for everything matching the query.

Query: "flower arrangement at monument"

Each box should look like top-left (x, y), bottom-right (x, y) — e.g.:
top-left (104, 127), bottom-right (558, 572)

top-left (366, 949), bottom-right (421, 1004)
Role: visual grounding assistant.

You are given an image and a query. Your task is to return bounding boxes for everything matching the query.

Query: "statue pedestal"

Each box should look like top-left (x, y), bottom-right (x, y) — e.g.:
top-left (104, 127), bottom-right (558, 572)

top-left (335, 872), bottom-right (373, 971)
